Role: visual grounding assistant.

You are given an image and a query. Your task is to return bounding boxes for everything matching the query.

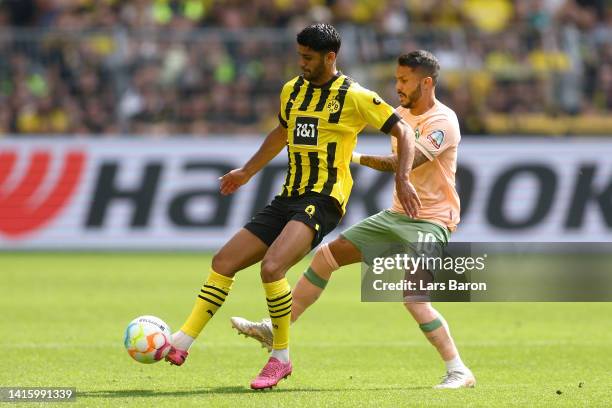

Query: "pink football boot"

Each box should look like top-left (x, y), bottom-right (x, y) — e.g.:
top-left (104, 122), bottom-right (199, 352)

top-left (165, 346), bottom-right (189, 366)
top-left (250, 357), bottom-right (292, 390)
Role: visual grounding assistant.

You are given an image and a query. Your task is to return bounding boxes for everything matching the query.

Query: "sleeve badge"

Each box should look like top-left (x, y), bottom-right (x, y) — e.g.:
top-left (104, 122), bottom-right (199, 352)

top-left (426, 130), bottom-right (445, 149)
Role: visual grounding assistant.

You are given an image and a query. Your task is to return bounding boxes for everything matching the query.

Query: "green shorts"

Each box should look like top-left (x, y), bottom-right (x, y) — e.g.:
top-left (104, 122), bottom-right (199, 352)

top-left (341, 210), bottom-right (449, 265)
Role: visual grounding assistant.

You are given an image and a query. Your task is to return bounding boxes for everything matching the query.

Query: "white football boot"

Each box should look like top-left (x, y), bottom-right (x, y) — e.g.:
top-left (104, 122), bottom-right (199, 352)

top-left (230, 316), bottom-right (273, 352)
top-left (434, 370), bottom-right (476, 389)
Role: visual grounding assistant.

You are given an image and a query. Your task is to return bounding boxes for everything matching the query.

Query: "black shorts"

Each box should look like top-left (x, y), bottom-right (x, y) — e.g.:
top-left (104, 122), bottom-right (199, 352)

top-left (244, 192), bottom-right (343, 249)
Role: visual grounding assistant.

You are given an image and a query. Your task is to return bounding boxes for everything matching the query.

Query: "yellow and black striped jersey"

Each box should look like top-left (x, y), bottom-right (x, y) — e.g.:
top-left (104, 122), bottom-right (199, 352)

top-left (278, 73), bottom-right (400, 213)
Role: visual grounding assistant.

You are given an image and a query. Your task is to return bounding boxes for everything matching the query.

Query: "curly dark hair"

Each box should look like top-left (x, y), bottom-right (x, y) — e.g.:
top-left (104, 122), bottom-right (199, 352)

top-left (296, 23), bottom-right (341, 54)
top-left (398, 50), bottom-right (440, 85)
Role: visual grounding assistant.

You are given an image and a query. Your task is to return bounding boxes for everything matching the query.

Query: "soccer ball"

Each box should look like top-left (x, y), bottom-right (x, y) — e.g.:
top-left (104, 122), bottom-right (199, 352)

top-left (123, 315), bottom-right (172, 364)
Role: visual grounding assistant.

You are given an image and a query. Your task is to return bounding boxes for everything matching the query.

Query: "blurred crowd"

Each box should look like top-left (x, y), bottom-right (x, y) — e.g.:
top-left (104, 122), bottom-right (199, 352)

top-left (0, 0), bottom-right (610, 136)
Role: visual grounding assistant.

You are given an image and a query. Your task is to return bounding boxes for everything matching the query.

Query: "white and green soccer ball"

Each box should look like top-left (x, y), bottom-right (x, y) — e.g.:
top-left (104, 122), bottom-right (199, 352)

top-left (123, 315), bottom-right (172, 364)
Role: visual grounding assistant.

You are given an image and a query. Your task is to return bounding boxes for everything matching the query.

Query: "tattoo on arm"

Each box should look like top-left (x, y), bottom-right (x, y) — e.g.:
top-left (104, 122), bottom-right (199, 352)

top-left (411, 148), bottom-right (429, 169)
top-left (359, 154), bottom-right (397, 172)
top-left (360, 148), bottom-right (430, 172)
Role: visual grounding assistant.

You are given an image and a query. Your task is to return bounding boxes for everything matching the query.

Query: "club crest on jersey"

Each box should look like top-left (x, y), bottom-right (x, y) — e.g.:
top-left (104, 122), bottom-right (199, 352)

top-left (327, 98), bottom-right (341, 114)
top-left (427, 130), bottom-right (444, 149)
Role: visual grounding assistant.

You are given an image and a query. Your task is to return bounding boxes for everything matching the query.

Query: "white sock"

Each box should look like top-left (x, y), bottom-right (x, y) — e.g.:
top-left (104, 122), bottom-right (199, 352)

top-left (445, 355), bottom-right (468, 372)
top-left (172, 331), bottom-right (195, 351)
top-left (271, 348), bottom-right (290, 363)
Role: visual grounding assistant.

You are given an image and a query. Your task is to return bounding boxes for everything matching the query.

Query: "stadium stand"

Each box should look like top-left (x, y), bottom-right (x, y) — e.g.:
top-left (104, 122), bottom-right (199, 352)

top-left (0, 0), bottom-right (609, 136)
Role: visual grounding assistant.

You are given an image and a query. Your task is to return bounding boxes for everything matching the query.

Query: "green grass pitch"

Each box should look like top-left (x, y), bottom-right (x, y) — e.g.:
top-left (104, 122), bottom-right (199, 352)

top-left (1, 253), bottom-right (611, 407)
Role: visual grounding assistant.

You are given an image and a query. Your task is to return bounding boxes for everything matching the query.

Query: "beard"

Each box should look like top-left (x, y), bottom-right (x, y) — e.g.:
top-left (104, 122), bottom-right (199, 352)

top-left (400, 84), bottom-right (422, 109)
top-left (303, 63), bottom-right (324, 82)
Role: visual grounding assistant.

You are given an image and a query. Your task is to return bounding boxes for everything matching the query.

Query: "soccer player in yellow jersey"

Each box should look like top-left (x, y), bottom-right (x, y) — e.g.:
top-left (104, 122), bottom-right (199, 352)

top-left (232, 51), bottom-right (476, 389)
top-left (165, 23), bottom-right (421, 390)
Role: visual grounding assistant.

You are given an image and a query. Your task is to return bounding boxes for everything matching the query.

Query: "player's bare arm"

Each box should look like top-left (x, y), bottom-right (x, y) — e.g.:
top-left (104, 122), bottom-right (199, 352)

top-left (389, 120), bottom-right (421, 217)
top-left (355, 149), bottom-right (429, 172)
top-left (220, 124), bottom-right (288, 195)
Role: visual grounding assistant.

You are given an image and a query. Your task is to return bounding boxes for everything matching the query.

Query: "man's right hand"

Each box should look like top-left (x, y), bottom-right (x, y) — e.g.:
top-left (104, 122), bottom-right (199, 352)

top-left (395, 178), bottom-right (421, 218)
top-left (219, 168), bottom-right (251, 195)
